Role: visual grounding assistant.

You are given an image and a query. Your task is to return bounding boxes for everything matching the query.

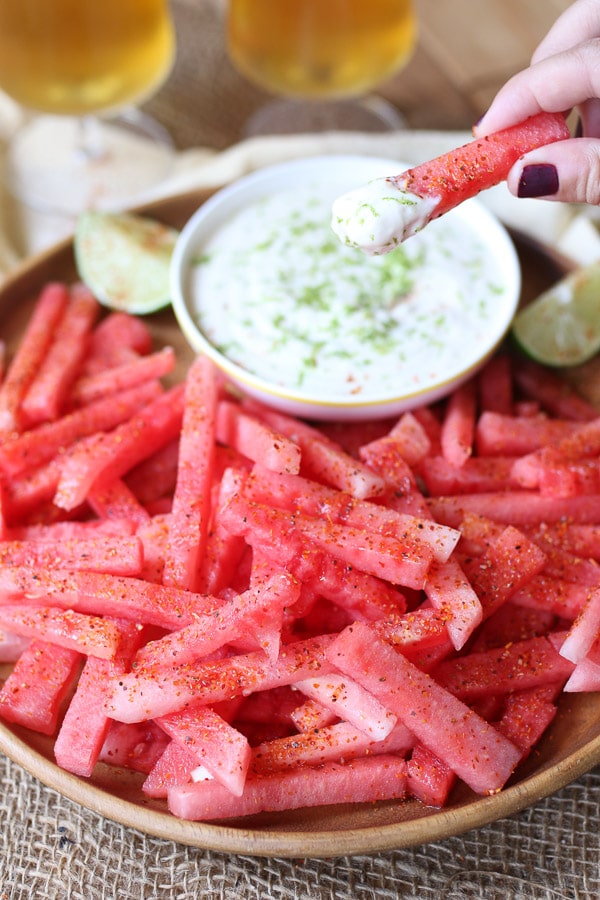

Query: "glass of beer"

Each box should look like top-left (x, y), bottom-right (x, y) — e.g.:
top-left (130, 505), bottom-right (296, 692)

top-left (227, 0), bottom-right (417, 134)
top-left (0, 0), bottom-right (176, 215)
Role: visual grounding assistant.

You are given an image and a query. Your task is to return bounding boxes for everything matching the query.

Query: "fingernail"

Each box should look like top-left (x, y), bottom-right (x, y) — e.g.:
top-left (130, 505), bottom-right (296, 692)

top-left (472, 113), bottom-right (485, 134)
top-left (517, 164), bottom-right (559, 198)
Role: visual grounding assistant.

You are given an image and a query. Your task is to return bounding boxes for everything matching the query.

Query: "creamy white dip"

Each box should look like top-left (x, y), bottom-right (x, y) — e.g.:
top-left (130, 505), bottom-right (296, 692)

top-left (331, 177), bottom-right (440, 254)
top-left (189, 184), bottom-right (511, 402)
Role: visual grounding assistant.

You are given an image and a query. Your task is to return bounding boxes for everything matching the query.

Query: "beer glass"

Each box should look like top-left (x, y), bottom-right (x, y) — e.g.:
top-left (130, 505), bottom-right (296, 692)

top-left (227, 0), bottom-right (417, 134)
top-left (0, 0), bottom-right (176, 215)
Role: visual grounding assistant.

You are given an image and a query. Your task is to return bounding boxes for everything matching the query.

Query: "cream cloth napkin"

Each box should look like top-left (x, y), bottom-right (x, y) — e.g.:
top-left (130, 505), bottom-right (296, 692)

top-left (0, 89), bottom-right (597, 277)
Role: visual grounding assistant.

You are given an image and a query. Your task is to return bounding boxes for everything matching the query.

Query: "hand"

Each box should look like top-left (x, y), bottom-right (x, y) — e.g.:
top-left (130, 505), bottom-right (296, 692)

top-left (474, 0), bottom-right (600, 205)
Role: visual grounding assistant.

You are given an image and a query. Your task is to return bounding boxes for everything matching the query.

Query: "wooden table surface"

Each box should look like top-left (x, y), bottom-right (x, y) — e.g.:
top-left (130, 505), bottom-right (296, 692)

top-left (147, 0), bottom-right (574, 150)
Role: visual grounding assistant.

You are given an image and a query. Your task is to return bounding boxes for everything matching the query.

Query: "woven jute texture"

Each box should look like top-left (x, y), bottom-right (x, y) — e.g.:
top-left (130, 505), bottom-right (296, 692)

top-left (143, 0), bottom-right (271, 151)
top-left (1, 751), bottom-right (600, 899)
top-left (2, 3), bottom-right (600, 898)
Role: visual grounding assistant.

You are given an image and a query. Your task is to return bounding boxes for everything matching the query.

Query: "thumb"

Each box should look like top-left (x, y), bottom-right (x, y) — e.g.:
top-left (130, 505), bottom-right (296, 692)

top-left (508, 137), bottom-right (600, 204)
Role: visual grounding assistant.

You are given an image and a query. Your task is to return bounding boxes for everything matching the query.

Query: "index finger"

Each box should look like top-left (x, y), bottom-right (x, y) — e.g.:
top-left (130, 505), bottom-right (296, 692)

top-left (474, 40), bottom-right (600, 136)
top-left (532, 0), bottom-right (600, 63)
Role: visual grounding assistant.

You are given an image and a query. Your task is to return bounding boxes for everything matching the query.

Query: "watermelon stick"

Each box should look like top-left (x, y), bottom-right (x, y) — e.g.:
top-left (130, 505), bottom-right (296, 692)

top-left (331, 111), bottom-right (570, 254)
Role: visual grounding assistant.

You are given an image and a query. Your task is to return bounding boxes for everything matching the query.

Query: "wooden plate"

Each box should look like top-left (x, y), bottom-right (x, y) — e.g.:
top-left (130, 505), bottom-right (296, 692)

top-left (0, 190), bottom-right (598, 859)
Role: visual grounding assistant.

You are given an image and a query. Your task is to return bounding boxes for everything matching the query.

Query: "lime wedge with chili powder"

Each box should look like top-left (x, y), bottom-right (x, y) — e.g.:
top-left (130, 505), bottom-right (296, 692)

top-left (511, 261), bottom-right (600, 366)
top-left (74, 210), bottom-right (178, 315)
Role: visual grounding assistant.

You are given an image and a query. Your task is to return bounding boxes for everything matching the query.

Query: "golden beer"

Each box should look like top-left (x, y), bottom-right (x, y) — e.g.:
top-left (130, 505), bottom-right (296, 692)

top-left (0, 0), bottom-right (174, 116)
top-left (227, 0), bottom-right (416, 99)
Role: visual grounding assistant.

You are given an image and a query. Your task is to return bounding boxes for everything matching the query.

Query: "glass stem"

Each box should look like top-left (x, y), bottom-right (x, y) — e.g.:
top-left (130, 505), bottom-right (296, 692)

top-left (76, 115), bottom-right (108, 163)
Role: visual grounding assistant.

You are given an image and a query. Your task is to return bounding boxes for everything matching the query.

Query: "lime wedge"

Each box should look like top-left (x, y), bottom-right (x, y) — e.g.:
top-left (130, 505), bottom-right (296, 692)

top-left (74, 210), bottom-right (179, 315)
top-left (511, 261), bottom-right (600, 366)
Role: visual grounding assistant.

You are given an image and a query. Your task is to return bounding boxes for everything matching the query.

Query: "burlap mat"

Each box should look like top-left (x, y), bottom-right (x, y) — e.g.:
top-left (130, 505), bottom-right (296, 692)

top-left (2, 2), bottom-right (600, 897)
top-left (143, 0), bottom-right (271, 152)
top-left (2, 750), bottom-right (599, 898)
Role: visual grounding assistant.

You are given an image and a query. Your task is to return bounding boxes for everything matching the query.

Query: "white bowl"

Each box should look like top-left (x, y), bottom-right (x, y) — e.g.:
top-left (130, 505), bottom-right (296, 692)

top-left (170, 155), bottom-right (521, 421)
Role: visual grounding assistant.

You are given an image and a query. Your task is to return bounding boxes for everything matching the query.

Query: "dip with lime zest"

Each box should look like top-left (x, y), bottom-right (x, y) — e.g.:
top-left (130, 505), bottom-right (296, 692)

top-left (188, 183), bottom-right (510, 402)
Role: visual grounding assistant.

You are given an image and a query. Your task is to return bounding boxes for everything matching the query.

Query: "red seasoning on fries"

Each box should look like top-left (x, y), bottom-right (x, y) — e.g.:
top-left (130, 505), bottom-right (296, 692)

top-left (2, 279), bottom-right (600, 823)
top-left (331, 112), bottom-right (570, 253)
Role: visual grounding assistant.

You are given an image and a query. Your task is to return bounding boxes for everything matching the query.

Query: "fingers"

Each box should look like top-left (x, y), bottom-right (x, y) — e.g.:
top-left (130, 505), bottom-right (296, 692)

top-left (474, 39), bottom-right (600, 136)
top-left (472, 1), bottom-right (600, 208)
top-left (531, 0), bottom-right (600, 63)
top-left (505, 138), bottom-right (600, 205)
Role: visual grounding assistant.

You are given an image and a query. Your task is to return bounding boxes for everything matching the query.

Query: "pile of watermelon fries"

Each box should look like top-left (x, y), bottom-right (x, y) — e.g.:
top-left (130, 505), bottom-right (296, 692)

top-left (0, 280), bottom-right (600, 822)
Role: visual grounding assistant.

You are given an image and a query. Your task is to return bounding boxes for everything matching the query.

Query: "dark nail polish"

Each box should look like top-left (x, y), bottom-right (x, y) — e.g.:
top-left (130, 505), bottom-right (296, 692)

top-left (517, 164), bottom-right (559, 198)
